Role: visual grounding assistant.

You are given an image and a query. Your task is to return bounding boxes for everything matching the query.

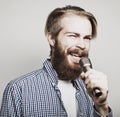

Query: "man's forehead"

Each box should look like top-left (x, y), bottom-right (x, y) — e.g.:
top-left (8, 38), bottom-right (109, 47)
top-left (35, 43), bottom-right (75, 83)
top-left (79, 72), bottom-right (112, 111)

top-left (60, 16), bottom-right (92, 36)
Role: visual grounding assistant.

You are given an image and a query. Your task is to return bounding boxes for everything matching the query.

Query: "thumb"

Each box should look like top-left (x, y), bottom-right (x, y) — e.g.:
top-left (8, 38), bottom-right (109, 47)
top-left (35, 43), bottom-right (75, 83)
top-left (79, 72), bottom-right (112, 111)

top-left (80, 72), bottom-right (85, 79)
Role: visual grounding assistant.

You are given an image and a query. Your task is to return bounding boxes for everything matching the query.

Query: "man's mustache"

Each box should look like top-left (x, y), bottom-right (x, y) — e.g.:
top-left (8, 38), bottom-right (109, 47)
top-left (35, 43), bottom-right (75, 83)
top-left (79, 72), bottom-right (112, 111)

top-left (67, 48), bottom-right (88, 57)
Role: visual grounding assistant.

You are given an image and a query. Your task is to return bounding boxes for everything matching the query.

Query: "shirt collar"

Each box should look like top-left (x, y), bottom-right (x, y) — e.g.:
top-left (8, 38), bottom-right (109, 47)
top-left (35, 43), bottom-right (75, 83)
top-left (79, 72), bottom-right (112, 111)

top-left (43, 59), bottom-right (86, 91)
top-left (43, 59), bottom-right (59, 85)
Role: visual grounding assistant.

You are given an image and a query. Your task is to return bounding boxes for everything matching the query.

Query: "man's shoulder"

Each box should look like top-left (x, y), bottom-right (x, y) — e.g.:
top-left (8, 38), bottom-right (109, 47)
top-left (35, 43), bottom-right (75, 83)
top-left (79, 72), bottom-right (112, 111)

top-left (6, 68), bottom-right (47, 89)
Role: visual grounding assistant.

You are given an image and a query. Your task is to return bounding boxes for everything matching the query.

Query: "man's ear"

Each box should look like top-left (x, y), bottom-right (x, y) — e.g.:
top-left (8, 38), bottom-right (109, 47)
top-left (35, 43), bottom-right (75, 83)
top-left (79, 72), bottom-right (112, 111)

top-left (47, 33), bottom-right (55, 47)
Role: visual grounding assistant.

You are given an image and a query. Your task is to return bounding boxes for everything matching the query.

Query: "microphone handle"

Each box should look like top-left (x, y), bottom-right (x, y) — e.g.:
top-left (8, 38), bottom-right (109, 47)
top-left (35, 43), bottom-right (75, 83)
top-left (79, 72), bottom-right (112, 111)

top-left (83, 66), bottom-right (102, 98)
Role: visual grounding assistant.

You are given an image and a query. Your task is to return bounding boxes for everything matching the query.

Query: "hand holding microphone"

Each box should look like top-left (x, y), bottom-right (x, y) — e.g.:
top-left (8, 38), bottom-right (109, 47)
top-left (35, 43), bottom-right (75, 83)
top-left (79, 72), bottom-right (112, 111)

top-left (79, 57), bottom-right (108, 98)
top-left (79, 57), bottom-right (110, 115)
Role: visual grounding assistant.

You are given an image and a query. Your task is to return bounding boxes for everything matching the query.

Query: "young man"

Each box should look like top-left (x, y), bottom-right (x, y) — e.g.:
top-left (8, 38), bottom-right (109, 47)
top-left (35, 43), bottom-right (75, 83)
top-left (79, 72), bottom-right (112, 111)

top-left (0, 5), bottom-right (113, 117)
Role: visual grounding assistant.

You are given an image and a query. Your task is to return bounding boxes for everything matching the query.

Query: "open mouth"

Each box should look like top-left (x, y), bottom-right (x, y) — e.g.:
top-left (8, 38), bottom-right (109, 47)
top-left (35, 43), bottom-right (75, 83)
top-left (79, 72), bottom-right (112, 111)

top-left (71, 53), bottom-right (81, 57)
top-left (69, 53), bottom-right (81, 63)
top-left (67, 48), bottom-right (88, 64)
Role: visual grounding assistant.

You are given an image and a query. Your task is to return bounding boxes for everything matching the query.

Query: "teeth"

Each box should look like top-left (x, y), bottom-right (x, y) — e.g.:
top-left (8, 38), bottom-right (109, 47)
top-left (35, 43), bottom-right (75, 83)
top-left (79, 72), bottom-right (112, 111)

top-left (72, 53), bottom-right (80, 57)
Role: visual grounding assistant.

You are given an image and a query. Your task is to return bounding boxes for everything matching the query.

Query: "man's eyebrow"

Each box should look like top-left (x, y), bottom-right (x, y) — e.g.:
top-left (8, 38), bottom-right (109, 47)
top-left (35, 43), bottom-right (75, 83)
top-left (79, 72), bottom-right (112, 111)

top-left (65, 32), bottom-right (80, 36)
top-left (84, 35), bottom-right (92, 39)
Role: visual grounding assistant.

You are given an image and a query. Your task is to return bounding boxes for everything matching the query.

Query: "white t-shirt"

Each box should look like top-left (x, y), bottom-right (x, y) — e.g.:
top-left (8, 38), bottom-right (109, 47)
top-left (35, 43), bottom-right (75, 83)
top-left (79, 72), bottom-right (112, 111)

top-left (58, 80), bottom-right (78, 117)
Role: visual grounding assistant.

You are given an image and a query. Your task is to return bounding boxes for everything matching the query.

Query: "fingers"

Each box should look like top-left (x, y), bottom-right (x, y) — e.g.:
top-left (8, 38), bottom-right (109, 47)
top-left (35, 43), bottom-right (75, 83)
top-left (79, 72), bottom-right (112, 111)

top-left (80, 69), bottom-right (108, 98)
top-left (80, 71), bottom-right (85, 78)
top-left (81, 69), bottom-right (108, 89)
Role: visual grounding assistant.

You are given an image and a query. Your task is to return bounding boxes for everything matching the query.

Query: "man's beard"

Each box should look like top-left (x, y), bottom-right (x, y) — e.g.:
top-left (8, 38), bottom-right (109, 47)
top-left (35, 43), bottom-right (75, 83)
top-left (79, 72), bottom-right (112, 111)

top-left (52, 41), bottom-right (88, 81)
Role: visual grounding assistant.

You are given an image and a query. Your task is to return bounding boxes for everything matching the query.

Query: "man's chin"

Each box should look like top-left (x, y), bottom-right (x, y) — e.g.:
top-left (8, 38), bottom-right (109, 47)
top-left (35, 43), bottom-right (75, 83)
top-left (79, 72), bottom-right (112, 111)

top-left (59, 63), bottom-right (81, 81)
top-left (59, 70), bottom-right (81, 81)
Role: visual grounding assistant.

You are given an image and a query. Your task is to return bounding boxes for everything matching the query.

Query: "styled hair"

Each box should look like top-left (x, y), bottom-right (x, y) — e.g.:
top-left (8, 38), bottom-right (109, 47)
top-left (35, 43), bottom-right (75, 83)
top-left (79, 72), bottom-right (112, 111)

top-left (45, 5), bottom-right (97, 38)
top-left (45, 5), bottom-right (97, 56)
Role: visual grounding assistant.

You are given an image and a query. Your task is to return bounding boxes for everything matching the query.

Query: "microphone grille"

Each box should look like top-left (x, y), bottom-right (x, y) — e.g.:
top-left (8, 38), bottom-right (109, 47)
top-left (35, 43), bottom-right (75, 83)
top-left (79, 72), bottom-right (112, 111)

top-left (79, 57), bottom-right (92, 68)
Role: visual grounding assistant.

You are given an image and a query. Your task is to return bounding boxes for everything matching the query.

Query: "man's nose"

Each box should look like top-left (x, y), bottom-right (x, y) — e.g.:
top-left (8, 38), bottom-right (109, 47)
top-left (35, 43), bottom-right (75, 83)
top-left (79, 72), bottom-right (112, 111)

top-left (76, 38), bottom-right (86, 50)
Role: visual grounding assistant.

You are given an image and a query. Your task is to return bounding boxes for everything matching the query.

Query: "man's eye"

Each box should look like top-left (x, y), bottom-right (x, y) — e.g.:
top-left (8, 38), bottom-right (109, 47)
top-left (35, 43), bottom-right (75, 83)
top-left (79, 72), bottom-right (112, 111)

top-left (68, 35), bottom-right (77, 37)
top-left (84, 37), bottom-right (92, 40)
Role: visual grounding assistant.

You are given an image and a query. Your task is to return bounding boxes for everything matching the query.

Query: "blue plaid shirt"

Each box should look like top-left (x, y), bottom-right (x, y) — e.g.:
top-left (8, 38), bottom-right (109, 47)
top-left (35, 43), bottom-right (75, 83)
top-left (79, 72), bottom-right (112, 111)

top-left (0, 59), bottom-right (113, 117)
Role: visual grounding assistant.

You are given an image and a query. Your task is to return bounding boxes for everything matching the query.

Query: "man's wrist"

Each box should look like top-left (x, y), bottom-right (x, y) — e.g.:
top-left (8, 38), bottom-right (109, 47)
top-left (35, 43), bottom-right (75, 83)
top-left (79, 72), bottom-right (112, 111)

top-left (94, 103), bottom-right (109, 116)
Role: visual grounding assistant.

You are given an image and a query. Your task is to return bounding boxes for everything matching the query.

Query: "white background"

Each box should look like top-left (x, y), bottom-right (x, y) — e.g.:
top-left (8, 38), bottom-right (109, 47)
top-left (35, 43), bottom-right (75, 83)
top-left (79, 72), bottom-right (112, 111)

top-left (0, 0), bottom-right (120, 116)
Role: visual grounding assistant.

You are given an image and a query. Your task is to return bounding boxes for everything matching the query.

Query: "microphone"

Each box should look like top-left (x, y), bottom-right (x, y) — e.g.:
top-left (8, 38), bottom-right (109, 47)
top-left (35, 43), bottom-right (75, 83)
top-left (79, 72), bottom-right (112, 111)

top-left (79, 57), bottom-right (102, 97)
